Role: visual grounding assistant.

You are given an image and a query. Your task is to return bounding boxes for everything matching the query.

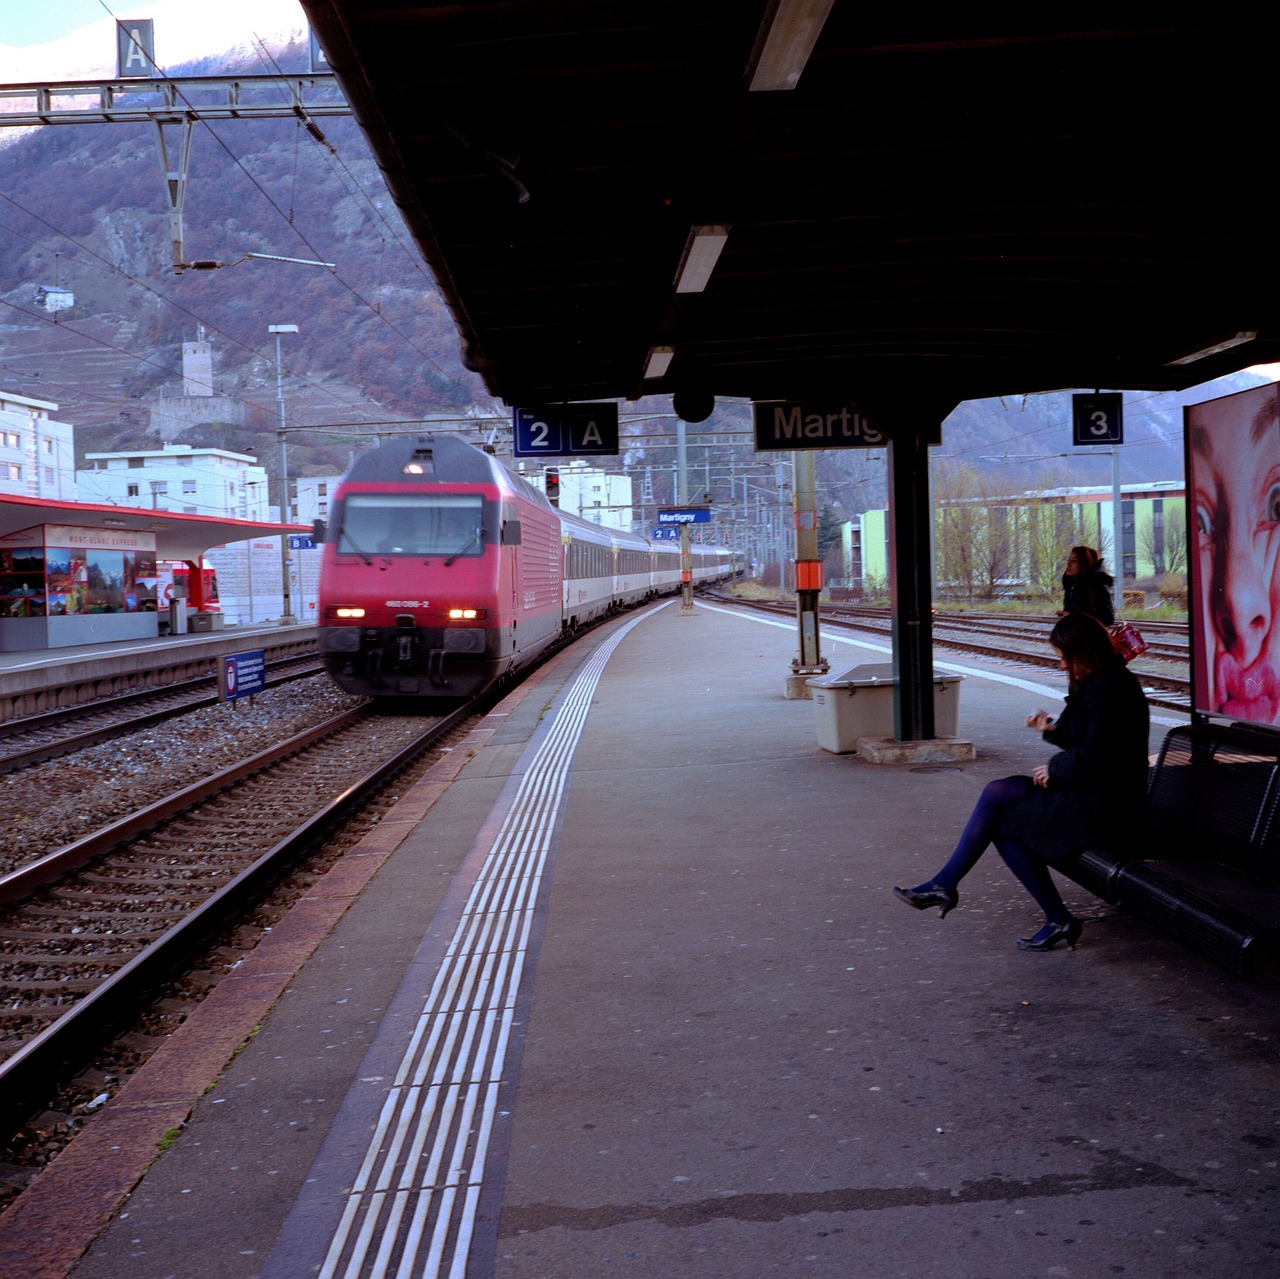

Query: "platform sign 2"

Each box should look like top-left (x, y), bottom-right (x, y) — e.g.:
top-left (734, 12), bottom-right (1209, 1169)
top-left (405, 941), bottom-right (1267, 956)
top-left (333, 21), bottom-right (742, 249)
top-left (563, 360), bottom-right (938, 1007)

top-left (219, 649), bottom-right (266, 703)
top-left (1072, 392), bottom-right (1124, 445)
top-left (512, 403), bottom-right (619, 457)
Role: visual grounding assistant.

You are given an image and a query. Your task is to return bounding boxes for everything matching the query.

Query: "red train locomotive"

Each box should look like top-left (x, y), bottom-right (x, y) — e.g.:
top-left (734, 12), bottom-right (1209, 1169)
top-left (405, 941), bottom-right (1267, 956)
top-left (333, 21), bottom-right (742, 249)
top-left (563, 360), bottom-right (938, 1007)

top-left (316, 434), bottom-right (737, 700)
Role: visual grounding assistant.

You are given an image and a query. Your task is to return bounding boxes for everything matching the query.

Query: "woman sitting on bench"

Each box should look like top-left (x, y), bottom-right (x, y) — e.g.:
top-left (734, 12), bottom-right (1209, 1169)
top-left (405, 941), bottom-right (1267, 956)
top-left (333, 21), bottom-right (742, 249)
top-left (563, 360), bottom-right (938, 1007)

top-left (892, 612), bottom-right (1149, 951)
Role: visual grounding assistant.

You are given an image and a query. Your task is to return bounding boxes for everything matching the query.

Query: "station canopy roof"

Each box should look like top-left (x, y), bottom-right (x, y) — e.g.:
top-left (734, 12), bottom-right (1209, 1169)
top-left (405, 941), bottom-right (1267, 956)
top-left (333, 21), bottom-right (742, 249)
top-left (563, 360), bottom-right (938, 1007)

top-left (0, 494), bottom-right (304, 562)
top-left (299, 4), bottom-right (1280, 424)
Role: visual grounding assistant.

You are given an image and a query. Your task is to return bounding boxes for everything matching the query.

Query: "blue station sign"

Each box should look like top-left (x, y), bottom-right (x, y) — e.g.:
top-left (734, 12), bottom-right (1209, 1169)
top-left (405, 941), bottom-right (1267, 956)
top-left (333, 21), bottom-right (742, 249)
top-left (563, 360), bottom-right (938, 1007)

top-left (651, 527), bottom-right (681, 540)
top-left (219, 649), bottom-right (267, 703)
top-left (513, 403), bottom-right (619, 457)
top-left (657, 507), bottom-right (711, 524)
top-left (288, 534), bottom-right (316, 550)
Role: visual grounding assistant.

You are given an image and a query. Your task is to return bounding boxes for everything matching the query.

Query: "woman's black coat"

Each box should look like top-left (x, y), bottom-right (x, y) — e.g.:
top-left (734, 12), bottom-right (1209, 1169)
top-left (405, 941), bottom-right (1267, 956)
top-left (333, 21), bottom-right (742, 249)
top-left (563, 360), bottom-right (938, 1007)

top-left (1061, 567), bottom-right (1115, 625)
top-left (999, 656), bottom-right (1149, 864)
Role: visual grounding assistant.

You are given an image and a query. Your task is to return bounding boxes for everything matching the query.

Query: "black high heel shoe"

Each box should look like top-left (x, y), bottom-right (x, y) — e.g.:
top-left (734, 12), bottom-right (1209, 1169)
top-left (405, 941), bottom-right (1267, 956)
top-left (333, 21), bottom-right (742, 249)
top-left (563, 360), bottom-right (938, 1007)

top-left (1016, 918), bottom-right (1083, 951)
top-left (891, 883), bottom-right (959, 918)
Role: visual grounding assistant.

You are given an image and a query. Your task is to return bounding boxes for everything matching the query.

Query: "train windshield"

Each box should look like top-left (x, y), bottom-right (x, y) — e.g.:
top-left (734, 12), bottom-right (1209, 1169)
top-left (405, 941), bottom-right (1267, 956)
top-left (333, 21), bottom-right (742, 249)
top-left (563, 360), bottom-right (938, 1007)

top-left (338, 494), bottom-right (486, 558)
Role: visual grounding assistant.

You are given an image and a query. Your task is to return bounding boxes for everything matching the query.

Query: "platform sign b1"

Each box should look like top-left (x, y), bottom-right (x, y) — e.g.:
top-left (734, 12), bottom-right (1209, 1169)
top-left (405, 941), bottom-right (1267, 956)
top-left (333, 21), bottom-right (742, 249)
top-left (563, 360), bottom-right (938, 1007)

top-left (1072, 393), bottom-right (1124, 445)
top-left (219, 649), bottom-right (266, 703)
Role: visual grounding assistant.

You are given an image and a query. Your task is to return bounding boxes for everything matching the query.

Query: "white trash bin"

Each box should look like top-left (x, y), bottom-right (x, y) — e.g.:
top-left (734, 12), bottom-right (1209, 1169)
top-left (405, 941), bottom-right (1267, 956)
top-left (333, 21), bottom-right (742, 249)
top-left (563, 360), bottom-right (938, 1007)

top-left (806, 663), bottom-right (963, 754)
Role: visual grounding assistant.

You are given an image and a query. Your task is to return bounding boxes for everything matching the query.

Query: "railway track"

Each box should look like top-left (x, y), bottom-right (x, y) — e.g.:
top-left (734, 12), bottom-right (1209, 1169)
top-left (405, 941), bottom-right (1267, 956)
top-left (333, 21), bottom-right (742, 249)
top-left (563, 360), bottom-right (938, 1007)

top-left (0, 653), bottom-right (325, 776)
top-left (0, 695), bottom-right (478, 1129)
top-left (712, 593), bottom-right (1193, 713)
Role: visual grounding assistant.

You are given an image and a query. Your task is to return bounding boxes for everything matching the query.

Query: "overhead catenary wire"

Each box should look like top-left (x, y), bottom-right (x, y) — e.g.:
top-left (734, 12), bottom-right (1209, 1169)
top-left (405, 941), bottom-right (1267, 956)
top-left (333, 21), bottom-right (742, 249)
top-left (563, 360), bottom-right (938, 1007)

top-left (9, 5), bottom-right (477, 407)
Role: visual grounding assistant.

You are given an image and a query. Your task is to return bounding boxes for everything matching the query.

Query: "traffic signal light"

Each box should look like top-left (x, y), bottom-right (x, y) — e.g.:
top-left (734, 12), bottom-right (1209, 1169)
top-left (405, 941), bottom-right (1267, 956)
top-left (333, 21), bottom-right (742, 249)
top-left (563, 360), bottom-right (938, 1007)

top-left (544, 467), bottom-right (560, 505)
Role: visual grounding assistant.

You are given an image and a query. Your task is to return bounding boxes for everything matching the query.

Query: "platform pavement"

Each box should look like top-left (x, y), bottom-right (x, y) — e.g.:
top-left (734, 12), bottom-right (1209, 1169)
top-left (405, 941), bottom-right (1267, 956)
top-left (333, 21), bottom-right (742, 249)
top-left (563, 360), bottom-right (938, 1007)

top-left (13, 599), bottom-right (1278, 1278)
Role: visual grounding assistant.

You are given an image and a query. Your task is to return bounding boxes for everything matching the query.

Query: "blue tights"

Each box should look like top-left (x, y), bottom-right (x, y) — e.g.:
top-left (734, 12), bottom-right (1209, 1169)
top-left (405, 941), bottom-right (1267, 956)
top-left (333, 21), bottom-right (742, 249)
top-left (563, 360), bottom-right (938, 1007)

top-left (923, 776), bottom-right (1072, 923)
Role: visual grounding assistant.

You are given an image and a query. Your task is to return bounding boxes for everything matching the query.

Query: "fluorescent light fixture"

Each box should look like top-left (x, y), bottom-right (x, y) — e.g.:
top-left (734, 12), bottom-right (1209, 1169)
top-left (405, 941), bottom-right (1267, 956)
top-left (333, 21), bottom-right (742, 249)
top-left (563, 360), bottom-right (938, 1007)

top-left (644, 346), bottom-right (675, 379)
top-left (1166, 331), bottom-right (1257, 366)
top-left (747, 0), bottom-right (836, 92)
top-left (674, 225), bottom-right (731, 293)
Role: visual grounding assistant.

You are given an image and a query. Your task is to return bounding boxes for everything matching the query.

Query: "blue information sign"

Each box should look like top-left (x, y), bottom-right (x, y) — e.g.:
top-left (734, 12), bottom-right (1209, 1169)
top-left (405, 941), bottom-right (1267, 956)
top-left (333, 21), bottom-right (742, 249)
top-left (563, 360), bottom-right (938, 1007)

top-left (652, 527), bottom-right (681, 540)
top-left (288, 534), bottom-right (316, 550)
top-left (512, 403), bottom-right (619, 457)
top-left (220, 649), bottom-right (266, 703)
top-left (657, 507), bottom-right (712, 524)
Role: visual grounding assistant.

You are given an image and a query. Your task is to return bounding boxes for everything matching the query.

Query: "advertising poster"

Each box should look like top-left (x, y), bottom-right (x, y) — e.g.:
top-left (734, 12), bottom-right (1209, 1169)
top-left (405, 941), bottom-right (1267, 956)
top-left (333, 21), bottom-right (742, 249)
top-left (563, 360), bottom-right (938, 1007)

top-left (1185, 382), bottom-right (1280, 725)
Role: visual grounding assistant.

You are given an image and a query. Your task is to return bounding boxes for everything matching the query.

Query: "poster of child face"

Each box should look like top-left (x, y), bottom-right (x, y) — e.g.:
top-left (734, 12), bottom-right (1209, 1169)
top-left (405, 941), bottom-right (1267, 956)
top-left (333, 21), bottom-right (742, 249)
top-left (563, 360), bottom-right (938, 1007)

top-left (1186, 382), bottom-right (1280, 724)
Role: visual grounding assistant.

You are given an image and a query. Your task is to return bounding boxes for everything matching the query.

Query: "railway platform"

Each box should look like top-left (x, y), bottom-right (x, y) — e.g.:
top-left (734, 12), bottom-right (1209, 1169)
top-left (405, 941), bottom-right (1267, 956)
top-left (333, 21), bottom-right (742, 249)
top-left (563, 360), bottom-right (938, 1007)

top-left (2, 599), bottom-right (1277, 1279)
top-left (0, 623), bottom-right (317, 720)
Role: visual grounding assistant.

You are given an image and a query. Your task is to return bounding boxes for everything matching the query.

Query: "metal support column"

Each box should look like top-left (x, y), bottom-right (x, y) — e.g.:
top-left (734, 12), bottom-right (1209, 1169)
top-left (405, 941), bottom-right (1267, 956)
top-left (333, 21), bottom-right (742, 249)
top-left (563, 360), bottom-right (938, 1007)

top-left (1110, 445), bottom-right (1124, 616)
top-left (888, 425), bottom-right (936, 739)
top-left (153, 118), bottom-right (194, 273)
top-left (678, 419), bottom-right (693, 613)
top-left (270, 324), bottom-right (299, 626)
top-left (791, 450), bottom-right (828, 683)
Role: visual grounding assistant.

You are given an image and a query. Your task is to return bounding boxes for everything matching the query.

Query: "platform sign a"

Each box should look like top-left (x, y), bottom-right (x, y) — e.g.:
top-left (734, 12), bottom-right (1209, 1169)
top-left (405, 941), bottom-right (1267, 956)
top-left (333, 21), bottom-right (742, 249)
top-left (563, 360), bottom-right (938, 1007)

top-left (219, 649), bottom-right (266, 703)
top-left (1072, 392), bottom-right (1124, 445)
top-left (116, 19), bottom-right (155, 77)
top-left (513, 403), bottom-right (619, 457)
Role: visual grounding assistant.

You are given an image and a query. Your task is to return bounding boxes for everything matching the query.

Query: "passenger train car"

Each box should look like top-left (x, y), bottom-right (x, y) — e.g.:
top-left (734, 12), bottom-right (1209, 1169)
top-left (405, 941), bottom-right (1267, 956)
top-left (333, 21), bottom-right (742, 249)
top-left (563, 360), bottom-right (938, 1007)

top-left (316, 434), bottom-right (738, 699)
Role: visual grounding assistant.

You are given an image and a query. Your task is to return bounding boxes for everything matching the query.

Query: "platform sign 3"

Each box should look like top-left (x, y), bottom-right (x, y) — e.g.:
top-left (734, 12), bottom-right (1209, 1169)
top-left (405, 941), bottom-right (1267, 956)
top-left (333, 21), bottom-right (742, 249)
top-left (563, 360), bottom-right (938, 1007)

top-left (219, 649), bottom-right (266, 703)
top-left (512, 403), bottom-right (619, 457)
top-left (1072, 392), bottom-right (1124, 445)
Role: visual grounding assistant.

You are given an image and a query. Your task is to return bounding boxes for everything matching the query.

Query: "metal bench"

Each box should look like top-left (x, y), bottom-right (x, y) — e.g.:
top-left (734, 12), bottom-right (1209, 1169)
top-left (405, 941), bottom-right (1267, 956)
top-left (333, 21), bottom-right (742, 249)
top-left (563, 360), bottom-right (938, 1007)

top-left (1062, 723), bottom-right (1280, 978)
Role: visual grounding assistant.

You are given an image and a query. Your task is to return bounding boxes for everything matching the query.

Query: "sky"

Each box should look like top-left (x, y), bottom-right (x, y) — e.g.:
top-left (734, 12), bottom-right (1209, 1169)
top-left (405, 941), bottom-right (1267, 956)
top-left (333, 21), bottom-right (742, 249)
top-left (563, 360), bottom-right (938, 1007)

top-left (0, 0), bottom-right (307, 80)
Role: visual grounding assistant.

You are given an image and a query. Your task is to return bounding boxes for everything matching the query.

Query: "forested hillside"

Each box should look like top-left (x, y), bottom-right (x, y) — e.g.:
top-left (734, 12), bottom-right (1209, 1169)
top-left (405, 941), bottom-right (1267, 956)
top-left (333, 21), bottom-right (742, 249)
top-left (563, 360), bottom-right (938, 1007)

top-left (0, 38), bottom-right (1265, 510)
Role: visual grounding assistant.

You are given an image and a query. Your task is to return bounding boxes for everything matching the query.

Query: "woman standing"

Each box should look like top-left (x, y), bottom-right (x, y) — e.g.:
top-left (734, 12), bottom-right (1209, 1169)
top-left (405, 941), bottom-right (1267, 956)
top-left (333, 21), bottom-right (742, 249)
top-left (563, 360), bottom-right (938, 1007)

top-left (891, 613), bottom-right (1149, 950)
top-left (1060, 545), bottom-right (1115, 626)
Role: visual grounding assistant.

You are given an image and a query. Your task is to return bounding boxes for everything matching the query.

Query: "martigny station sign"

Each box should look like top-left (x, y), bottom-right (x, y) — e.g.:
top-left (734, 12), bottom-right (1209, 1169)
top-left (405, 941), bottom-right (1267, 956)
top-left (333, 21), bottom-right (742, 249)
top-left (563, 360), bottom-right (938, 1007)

top-left (752, 399), bottom-right (886, 451)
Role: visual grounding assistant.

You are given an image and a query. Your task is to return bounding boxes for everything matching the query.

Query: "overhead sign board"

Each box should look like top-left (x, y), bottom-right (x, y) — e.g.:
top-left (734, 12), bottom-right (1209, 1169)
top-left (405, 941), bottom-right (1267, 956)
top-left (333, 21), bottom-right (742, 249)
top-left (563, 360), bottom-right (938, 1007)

top-left (1072, 392), bottom-right (1124, 445)
top-left (753, 400), bottom-right (887, 451)
top-left (116, 19), bottom-right (155, 78)
top-left (513, 403), bottom-right (619, 457)
top-left (657, 508), bottom-right (712, 524)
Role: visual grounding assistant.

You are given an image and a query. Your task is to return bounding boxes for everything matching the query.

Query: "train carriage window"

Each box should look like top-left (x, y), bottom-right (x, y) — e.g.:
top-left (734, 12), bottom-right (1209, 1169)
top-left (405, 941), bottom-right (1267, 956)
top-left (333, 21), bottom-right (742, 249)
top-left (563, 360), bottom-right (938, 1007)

top-left (337, 494), bottom-right (487, 558)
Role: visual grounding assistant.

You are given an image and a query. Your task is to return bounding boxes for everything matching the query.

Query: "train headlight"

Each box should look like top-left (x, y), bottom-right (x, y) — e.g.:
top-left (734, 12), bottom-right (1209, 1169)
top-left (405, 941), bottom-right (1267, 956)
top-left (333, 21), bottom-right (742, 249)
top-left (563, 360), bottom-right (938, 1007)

top-left (447, 608), bottom-right (486, 620)
top-left (329, 606), bottom-right (366, 619)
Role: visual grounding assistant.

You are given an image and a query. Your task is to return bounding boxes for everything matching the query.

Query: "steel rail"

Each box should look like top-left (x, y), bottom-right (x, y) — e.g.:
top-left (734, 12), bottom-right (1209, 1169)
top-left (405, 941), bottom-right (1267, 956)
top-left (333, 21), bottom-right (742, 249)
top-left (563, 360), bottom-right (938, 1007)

top-left (0, 656), bottom-right (325, 774)
top-left (0, 699), bottom-right (473, 1122)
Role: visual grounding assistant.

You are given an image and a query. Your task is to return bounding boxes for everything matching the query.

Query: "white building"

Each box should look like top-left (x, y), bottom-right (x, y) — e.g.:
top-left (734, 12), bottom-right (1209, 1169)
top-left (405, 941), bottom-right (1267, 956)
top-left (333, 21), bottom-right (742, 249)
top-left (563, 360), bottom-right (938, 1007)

top-left (516, 461), bottom-right (635, 530)
top-left (286, 475), bottom-right (342, 622)
top-left (75, 443), bottom-right (285, 625)
top-left (77, 443), bottom-right (272, 519)
top-left (0, 391), bottom-right (76, 502)
top-left (35, 286), bottom-right (74, 313)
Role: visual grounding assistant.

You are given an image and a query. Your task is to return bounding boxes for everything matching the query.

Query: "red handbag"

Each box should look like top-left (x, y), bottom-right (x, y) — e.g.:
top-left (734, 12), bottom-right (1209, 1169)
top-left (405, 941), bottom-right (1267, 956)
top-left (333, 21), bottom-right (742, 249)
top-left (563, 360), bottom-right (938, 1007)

top-left (1109, 621), bottom-right (1148, 663)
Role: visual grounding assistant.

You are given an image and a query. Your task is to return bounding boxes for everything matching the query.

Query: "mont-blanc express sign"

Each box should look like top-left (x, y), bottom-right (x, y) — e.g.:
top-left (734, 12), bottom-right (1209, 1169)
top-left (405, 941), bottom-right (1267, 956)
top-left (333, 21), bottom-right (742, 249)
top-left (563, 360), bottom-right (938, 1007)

top-left (753, 400), bottom-right (886, 451)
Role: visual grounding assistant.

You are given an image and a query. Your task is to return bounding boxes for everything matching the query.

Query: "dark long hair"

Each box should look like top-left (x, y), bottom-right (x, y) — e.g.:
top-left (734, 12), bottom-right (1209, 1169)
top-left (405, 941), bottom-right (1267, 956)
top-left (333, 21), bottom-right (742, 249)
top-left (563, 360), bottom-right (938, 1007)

top-left (1068, 545), bottom-right (1104, 574)
top-left (1049, 611), bottom-right (1115, 686)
